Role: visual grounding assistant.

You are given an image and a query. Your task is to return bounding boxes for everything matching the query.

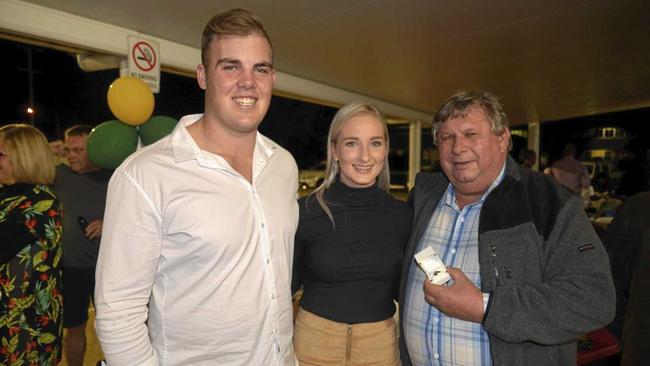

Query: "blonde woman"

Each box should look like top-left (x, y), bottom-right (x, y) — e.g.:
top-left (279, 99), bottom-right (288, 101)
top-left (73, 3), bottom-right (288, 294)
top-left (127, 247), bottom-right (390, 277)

top-left (0, 124), bottom-right (63, 365)
top-left (292, 103), bottom-right (412, 365)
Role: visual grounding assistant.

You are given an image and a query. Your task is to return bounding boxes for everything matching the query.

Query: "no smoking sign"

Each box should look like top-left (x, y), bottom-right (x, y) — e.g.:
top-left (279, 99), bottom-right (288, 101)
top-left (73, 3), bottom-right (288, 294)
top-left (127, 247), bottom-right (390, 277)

top-left (127, 36), bottom-right (161, 93)
top-left (132, 41), bottom-right (156, 71)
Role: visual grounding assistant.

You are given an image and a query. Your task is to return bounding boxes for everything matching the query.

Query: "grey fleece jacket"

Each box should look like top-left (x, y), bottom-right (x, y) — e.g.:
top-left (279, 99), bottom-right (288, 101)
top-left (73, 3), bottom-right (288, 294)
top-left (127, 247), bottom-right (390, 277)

top-left (399, 156), bottom-right (615, 365)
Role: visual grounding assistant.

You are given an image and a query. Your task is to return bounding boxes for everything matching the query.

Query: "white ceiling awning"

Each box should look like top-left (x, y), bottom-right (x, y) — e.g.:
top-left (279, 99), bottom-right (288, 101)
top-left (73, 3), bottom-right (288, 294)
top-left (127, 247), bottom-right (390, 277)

top-left (0, 0), bottom-right (432, 122)
top-left (2, 0), bottom-right (650, 126)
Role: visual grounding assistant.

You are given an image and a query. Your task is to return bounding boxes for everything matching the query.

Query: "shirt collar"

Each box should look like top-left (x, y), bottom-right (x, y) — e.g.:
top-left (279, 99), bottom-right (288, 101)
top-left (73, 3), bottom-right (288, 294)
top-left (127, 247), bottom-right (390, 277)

top-left (171, 114), bottom-right (204, 163)
top-left (170, 114), bottom-right (276, 168)
top-left (444, 161), bottom-right (507, 209)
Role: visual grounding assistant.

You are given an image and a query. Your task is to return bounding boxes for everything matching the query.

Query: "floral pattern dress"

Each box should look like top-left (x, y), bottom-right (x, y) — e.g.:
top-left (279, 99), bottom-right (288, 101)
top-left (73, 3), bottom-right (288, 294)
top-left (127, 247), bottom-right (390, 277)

top-left (0, 184), bottom-right (63, 366)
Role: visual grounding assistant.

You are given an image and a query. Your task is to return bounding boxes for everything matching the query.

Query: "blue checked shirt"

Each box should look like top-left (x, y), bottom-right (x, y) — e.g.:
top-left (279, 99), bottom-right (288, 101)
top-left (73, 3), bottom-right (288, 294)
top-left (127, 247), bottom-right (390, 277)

top-left (403, 166), bottom-right (505, 366)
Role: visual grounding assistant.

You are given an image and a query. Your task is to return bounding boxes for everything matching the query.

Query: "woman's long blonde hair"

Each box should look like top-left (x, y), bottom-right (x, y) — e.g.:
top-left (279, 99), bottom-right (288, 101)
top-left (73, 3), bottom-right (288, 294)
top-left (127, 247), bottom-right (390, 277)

top-left (308, 102), bottom-right (391, 225)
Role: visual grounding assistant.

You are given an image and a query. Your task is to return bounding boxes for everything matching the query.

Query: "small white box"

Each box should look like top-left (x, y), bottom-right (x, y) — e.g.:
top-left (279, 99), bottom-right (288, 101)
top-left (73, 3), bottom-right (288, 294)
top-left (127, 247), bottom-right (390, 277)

top-left (414, 246), bottom-right (452, 285)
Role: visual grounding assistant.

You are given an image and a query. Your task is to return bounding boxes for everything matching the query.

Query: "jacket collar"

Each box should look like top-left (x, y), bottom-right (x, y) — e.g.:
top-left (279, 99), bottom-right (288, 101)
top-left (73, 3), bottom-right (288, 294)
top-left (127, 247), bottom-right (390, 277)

top-left (503, 155), bottom-right (521, 183)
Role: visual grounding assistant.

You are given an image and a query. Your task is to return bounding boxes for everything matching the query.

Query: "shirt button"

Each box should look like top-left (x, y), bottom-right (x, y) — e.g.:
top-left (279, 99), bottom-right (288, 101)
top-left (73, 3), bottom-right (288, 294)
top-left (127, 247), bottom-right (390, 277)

top-left (434, 352), bottom-right (440, 359)
top-left (434, 317), bottom-right (439, 323)
top-left (261, 223), bottom-right (265, 228)
top-left (271, 294), bottom-right (276, 300)
top-left (459, 217), bottom-right (465, 222)
top-left (266, 258), bottom-right (270, 264)
top-left (451, 249), bottom-right (457, 254)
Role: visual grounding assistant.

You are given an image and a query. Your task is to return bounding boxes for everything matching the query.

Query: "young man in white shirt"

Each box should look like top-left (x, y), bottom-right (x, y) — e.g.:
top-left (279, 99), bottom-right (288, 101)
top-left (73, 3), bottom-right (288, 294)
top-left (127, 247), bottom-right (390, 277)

top-left (95, 9), bottom-right (299, 366)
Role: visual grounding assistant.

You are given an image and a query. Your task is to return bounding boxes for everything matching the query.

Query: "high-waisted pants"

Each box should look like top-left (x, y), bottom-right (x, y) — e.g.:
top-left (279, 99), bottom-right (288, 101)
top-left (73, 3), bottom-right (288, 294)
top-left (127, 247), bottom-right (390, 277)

top-left (294, 307), bottom-right (400, 366)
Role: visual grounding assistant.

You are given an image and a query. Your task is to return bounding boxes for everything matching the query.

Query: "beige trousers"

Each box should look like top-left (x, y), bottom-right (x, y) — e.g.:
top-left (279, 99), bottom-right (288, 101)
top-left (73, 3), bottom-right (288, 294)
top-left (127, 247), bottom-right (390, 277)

top-left (294, 308), bottom-right (400, 366)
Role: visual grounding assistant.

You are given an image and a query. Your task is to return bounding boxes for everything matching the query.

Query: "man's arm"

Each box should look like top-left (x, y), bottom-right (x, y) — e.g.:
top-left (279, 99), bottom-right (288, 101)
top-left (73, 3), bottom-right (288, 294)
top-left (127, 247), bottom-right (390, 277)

top-left (483, 196), bottom-right (615, 344)
top-left (95, 169), bottom-right (162, 366)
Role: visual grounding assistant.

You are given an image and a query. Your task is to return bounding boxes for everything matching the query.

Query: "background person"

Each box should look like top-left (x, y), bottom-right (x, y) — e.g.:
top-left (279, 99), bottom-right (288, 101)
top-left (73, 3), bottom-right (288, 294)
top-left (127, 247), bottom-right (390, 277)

top-left (0, 124), bottom-right (64, 366)
top-left (94, 8), bottom-right (299, 365)
top-left (292, 102), bottom-right (412, 366)
top-left (399, 91), bottom-right (615, 365)
top-left (615, 143), bottom-right (649, 197)
top-left (606, 191), bottom-right (650, 365)
top-left (547, 143), bottom-right (590, 193)
top-left (522, 148), bottom-right (536, 170)
top-left (54, 124), bottom-right (111, 366)
top-left (49, 139), bottom-right (68, 166)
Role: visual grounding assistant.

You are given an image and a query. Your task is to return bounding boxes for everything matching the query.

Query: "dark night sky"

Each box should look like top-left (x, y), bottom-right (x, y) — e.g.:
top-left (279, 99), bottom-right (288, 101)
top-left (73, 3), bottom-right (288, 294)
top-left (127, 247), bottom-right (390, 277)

top-left (3, 37), bottom-right (649, 171)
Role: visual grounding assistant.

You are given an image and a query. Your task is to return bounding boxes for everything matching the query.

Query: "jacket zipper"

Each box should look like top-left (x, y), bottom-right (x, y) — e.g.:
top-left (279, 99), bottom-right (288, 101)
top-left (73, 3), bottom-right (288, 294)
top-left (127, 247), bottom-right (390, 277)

top-left (490, 242), bottom-right (500, 286)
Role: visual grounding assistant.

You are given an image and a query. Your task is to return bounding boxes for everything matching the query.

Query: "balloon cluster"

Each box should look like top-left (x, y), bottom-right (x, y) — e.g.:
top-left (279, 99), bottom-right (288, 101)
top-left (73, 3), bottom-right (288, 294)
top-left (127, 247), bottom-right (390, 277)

top-left (87, 76), bottom-right (178, 169)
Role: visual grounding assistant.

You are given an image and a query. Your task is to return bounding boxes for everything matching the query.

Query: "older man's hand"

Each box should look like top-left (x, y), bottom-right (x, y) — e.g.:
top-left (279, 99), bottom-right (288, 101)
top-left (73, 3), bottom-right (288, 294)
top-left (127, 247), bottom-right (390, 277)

top-left (423, 267), bottom-right (485, 323)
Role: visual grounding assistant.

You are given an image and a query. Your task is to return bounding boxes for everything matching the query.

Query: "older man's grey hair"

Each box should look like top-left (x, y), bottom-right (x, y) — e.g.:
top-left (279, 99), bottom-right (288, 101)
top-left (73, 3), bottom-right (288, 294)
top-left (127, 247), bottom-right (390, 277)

top-left (431, 90), bottom-right (510, 150)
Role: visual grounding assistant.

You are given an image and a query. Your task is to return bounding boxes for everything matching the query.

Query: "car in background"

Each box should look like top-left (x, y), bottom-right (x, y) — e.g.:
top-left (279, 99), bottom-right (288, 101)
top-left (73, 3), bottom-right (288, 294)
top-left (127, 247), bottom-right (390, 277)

top-left (299, 161), bottom-right (327, 190)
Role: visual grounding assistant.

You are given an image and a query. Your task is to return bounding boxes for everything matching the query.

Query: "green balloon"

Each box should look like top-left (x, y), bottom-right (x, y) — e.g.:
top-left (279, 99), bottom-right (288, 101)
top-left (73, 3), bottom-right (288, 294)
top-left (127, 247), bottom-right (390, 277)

top-left (87, 120), bottom-right (139, 169)
top-left (139, 115), bottom-right (178, 146)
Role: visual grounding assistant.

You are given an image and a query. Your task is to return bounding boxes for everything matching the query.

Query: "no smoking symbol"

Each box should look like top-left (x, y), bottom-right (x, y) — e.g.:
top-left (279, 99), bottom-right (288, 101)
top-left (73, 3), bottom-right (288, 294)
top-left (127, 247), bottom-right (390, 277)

top-left (132, 41), bottom-right (157, 72)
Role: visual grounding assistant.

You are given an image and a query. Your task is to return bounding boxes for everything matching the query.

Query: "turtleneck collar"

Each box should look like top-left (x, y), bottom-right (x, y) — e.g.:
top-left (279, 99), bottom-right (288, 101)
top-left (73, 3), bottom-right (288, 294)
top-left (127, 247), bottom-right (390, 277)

top-left (325, 176), bottom-right (384, 205)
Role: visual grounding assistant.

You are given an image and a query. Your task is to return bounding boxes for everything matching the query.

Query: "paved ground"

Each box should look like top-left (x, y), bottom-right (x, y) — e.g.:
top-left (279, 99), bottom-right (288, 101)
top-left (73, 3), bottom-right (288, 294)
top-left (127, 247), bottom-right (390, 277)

top-left (60, 307), bottom-right (104, 366)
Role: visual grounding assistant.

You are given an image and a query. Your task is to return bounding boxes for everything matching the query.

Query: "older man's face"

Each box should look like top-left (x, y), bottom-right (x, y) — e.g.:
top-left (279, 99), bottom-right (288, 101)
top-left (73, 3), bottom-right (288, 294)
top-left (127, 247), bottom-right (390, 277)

top-left (64, 134), bottom-right (97, 174)
top-left (437, 106), bottom-right (510, 202)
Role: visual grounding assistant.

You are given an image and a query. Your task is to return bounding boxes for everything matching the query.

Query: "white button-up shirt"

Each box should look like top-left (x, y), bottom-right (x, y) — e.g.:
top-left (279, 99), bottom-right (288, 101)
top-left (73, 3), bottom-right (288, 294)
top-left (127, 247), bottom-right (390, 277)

top-left (95, 114), bottom-right (299, 366)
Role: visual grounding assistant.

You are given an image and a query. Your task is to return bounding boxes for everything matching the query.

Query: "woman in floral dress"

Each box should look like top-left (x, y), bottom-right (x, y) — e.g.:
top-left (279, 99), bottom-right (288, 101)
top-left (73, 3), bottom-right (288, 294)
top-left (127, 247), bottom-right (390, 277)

top-left (0, 124), bottom-right (63, 366)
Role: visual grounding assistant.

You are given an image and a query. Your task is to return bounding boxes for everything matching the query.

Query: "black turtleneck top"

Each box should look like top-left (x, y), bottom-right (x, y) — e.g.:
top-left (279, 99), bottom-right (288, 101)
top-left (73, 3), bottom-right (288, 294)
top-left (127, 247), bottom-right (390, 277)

top-left (292, 180), bottom-right (412, 324)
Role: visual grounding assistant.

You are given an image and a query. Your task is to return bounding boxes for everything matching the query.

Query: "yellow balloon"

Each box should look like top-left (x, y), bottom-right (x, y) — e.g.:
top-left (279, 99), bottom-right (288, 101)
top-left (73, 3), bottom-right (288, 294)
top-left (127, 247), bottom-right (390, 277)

top-left (107, 76), bottom-right (155, 126)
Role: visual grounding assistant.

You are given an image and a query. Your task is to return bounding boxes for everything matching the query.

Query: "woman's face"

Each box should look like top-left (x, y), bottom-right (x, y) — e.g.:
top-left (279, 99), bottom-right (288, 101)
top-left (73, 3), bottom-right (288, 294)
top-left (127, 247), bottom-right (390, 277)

top-left (0, 142), bottom-right (15, 185)
top-left (332, 114), bottom-right (387, 188)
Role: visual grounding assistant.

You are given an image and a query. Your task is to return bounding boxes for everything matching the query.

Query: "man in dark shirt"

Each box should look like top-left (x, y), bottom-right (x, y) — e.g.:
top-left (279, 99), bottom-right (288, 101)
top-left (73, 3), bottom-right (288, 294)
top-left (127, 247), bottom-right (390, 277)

top-left (54, 125), bottom-right (112, 366)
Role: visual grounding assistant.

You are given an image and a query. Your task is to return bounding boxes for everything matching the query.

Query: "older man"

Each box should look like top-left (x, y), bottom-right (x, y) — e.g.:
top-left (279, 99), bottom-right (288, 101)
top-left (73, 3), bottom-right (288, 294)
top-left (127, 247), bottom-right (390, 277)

top-left (399, 90), bottom-right (615, 365)
top-left (54, 124), bottom-right (111, 366)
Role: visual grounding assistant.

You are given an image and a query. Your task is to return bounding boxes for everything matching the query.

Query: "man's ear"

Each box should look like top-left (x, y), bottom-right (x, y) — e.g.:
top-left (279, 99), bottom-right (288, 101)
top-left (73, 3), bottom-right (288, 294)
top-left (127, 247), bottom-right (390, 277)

top-left (498, 128), bottom-right (511, 153)
top-left (196, 64), bottom-right (207, 90)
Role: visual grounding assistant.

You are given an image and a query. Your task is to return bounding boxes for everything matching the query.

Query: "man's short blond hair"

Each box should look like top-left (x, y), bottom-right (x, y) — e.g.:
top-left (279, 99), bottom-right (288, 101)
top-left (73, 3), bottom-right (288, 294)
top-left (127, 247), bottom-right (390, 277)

top-left (0, 124), bottom-right (56, 185)
top-left (201, 8), bottom-right (272, 66)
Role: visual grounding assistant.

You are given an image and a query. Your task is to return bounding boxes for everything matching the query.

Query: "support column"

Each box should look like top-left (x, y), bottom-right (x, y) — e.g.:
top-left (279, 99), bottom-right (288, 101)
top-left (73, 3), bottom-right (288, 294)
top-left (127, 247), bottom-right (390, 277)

top-left (528, 122), bottom-right (540, 170)
top-left (408, 120), bottom-right (422, 190)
